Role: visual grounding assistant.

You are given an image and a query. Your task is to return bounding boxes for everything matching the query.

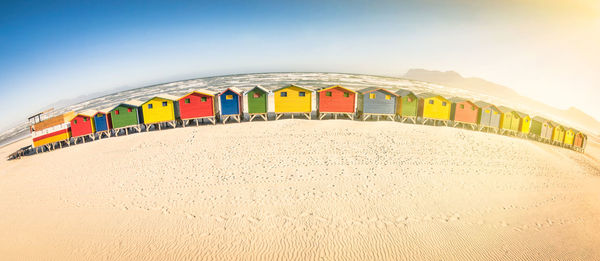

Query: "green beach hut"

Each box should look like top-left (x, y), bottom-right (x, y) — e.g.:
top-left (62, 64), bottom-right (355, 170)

top-left (395, 89), bottom-right (418, 123)
top-left (109, 99), bottom-right (144, 135)
top-left (244, 85), bottom-right (269, 121)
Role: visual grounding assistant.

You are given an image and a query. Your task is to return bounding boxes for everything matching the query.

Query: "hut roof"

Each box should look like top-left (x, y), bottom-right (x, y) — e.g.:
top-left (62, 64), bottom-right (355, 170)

top-left (474, 101), bottom-right (499, 109)
top-left (395, 88), bottom-right (415, 97)
top-left (514, 111), bottom-right (529, 118)
top-left (497, 106), bottom-right (515, 113)
top-left (416, 92), bottom-right (448, 101)
top-left (532, 116), bottom-right (551, 123)
top-left (77, 109), bottom-right (98, 117)
top-left (273, 84), bottom-right (313, 92)
top-left (154, 94), bottom-right (179, 101)
top-left (177, 89), bottom-right (217, 100)
top-left (317, 85), bottom-right (355, 93)
top-left (96, 107), bottom-right (114, 114)
top-left (219, 87), bottom-right (243, 96)
top-left (448, 97), bottom-right (472, 103)
top-left (121, 99), bottom-right (144, 107)
top-left (358, 87), bottom-right (398, 96)
top-left (246, 85), bottom-right (270, 94)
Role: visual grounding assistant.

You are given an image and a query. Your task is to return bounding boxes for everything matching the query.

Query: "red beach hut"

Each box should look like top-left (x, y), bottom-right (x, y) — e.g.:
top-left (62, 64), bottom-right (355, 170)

top-left (449, 97), bottom-right (479, 129)
top-left (317, 85), bottom-right (356, 120)
top-left (70, 109), bottom-right (97, 143)
top-left (177, 89), bottom-right (218, 125)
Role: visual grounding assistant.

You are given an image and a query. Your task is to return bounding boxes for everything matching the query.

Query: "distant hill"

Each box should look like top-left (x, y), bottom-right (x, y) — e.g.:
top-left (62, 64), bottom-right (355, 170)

top-left (404, 69), bottom-right (600, 134)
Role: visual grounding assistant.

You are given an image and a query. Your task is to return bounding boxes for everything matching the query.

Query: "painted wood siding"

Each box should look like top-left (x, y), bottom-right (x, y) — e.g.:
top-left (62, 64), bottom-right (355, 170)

top-left (451, 101), bottom-right (478, 123)
top-left (247, 89), bottom-right (268, 114)
top-left (274, 86), bottom-right (312, 113)
top-left (179, 93), bottom-right (215, 119)
top-left (477, 107), bottom-right (501, 128)
top-left (220, 90), bottom-right (241, 115)
top-left (398, 95), bottom-right (418, 117)
top-left (519, 117), bottom-right (531, 134)
top-left (110, 105), bottom-right (140, 129)
top-left (541, 123), bottom-right (553, 139)
top-left (564, 130), bottom-right (575, 145)
top-left (552, 127), bottom-right (565, 143)
top-left (71, 115), bottom-right (95, 137)
top-left (361, 90), bottom-right (396, 114)
top-left (574, 133), bottom-right (584, 148)
top-left (318, 87), bottom-right (355, 113)
top-left (500, 113), bottom-right (520, 131)
top-left (142, 98), bottom-right (176, 124)
top-left (422, 97), bottom-right (451, 120)
top-left (93, 113), bottom-right (111, 132)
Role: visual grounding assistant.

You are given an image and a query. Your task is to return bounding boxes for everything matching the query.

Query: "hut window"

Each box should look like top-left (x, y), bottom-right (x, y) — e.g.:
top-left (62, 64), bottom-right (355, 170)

top-left (299, 92), bottom-right (306, 97)
top-left (185, 98), bottom-right (191, 104)
top-left (127, 108), bottom-right (132, 113)
top-left (385, 95), bottom-right (391, 100)
top-left (429, 100), bottom-right (434, 105)
top-left (460, 104), bottom-right (464, 109)
top-left (280, 92), bottom-right (287, 97)
top-left (83, 117), bottom-right (87, 122)
top-left (493, 111), bottom-right (497, 115)
top-left (485, 109), bottom-right (490, 114)
top-left (115, 110), bottom-right (120, 115)
top-left (471, 106), bottom-right (475, 110)
top-left (442, 101), bottom-right (447, 106)
top-left (162, 101), bottom-right (168, 107)
top-left (148, 104), bottom-right (153, 109)
top-left (326, 92), bottom-right (332, 97)
top-left (226, 95), bottom-right (233, 100)
top-left (74, 120), bottom-right (78, 124)
top-left (369, 93), bottom-right (376, 99)
top-left (201, 97), bottom-right (207, 102)
top-left (344, 92), bottom-right (350, 97)
top-left (407, 97), bottom-right (412, 102)
top-left (253, 93), bottom-right (261, 98)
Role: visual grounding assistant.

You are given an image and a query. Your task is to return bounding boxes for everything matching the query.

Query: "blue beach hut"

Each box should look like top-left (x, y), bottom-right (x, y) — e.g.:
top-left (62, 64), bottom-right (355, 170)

top-left (218, 87), bottom-right (243, 123)
top-left (93, 108), bottom-right (113, 138)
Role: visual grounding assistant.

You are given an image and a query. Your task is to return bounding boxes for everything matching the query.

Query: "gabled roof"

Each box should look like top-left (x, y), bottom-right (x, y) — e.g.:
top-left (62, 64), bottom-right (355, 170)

top-left (219, 87), bottom-right (243, 96)
top-left (514, 111), bottom-right (529, 118)
top-left (155, 94), bottom-right (179, 101)
top-left (416, 92), bottom-right (449, 101)
top-left (358, 87), bottom-right (398, 96)
top-left (76, 109), bottom-right (97, 117)
top-left (246, 85), bottom-right (270, 94)
top-left (395, 88), bottom-right (415, 97)
top-left (532, 116), bottom-right (551, 123)
top-left (96, 107), bottom-right (113, 114)
top-left (317, 85), bottom-right (356, 93)
top-left (474, 101), bottom-right (500, 111)
top-left (121, 99), bottom-right (144, 107)
top-left (177, 89), bottom-right (217, 100)
top-left (273, 84), bottom-right (313, 92)
top-left (448, 97), bottom-right (475, 104)
top-left (497, 106), bottom-right (515, 113)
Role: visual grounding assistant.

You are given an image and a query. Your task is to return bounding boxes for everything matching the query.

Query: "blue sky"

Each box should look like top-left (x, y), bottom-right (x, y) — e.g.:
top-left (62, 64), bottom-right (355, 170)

top-left (1, 0), bottom-right (599, 131)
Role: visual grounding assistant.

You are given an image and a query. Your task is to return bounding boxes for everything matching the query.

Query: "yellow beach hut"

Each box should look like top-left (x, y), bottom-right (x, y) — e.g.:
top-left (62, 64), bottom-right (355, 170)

top-left (273, 85), bottom-right (314, 120)
top-left (564, 128), bottom-right (576, 147)
top-left (141, 94), bottom-right (180, 130)
top-left (417, 93), bottom-right (451, 126)
top-left (551, 123), bottom-right (565, 146)
top-left (514, 111), bottom-right (531, 137)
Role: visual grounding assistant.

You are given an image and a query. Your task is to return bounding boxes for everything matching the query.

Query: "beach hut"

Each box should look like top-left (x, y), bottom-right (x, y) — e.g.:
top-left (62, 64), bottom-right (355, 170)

top-left (177, 89), bottom-right (217, 125)
top-left (497, 106), bottom-right (521, 135)
top-left (109, 100), bottom-right (144, 136)
top-left (30, 111), bottom-right (75, 150)
top-left (70, 109), bottom-right (97, 143)
top-left (573, 132), bottom-right (587, 152)
top-left (317, 85), bottom-right (356, 120)
top-left (515, 111), bottom-right (531, 137)
top-left (141, 94), bottom-right (179, 130)
top-left (551, 123), bottom-right (565, 146)
top-left (93, 108), bottom-right (113, 139)
top-left (530, 116), bottom-right (554, 142)
top-left (244, 85), bottom-right (269, 121)
top-left (449, 97), bottom-right (479, 129)
top-left (273, 85), bottom-right (314, 120)
top-left (474, 101), bottom-right (501, 132)
top-left (564, 128), bottom-right (576, 147)
top-left (357, 87), bottom-right (398, 121)
top-left (218, 87), bottom-right (243, 123)
top-left (395, 89), bottom-right (418, 123)
top-left (417, 93), bottom-right (451, 126)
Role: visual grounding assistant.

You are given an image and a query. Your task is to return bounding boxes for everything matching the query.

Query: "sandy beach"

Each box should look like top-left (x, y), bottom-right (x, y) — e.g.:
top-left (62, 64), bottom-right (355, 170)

top-left (1, 120), bottom-right (599, 260)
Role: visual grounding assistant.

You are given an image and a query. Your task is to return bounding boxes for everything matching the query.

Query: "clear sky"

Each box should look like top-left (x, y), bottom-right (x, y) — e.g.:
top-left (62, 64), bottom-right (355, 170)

top-left (1, 0), bottom-right (599, 131)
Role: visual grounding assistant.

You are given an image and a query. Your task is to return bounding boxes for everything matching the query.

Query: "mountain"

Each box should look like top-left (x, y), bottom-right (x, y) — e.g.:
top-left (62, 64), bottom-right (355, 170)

top-left (403, 69), bottom-right (600, 135)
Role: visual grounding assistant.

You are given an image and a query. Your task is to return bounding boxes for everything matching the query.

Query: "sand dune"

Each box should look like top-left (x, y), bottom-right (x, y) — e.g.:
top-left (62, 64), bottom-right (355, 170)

top-left (1, 120), bottom-right (599, 260)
